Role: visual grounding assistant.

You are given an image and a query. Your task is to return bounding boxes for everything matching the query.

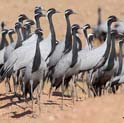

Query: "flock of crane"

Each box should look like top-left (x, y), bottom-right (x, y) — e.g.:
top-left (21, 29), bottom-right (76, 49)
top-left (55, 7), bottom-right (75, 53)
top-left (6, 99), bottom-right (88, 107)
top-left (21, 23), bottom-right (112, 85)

top-left (0, 6), bottom-right (124, 114)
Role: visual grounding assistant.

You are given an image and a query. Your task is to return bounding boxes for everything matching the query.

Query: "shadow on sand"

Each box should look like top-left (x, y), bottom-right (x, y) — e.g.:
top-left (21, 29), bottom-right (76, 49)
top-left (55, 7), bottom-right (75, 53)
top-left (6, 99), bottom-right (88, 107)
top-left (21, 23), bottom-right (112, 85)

top-left (11, 110), bottom-right (32, 118)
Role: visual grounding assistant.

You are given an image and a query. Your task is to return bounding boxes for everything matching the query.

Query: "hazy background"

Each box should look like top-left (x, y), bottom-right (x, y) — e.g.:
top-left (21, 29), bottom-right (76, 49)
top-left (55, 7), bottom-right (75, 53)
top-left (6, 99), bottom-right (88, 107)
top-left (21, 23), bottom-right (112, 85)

top-left (1, 0), bottom-right (124, 40)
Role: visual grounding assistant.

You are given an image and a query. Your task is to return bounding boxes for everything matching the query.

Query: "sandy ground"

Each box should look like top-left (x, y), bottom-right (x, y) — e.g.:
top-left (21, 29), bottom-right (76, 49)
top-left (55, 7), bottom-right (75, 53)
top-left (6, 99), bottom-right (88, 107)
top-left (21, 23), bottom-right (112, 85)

top-left (1, 0), bottom-right (124, 123)
top-left (0, 81), bottom-right (124, 123)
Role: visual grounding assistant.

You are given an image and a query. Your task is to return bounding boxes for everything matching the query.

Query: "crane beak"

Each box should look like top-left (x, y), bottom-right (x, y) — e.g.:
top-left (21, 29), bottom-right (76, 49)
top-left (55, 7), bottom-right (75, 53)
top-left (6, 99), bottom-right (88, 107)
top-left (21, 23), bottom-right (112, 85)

top-left (42, 8), bottom-right (47, 12)
top-left (25, 16), bottom-right (29, 20)
top-left (39, 30), bottom-right (43, 33)
top-left (118, 32), bottom-right (124, 39)
top-left (78, 31), bottom-right (82, 34)
top-left (10, 28), bottom-right (15, 33)
top-left (119, 38), bottom-right (124, 44)
top-left (118, 19), bottom-right (123, 22)
top-left (8, 29), bottom-right (15, 33)
top-left (73, 12), bottom-right (77, 14)
top-left (118, 32), bottom-right (124, 37)
top-left (56, 10), bottom-right (61, 13)
top-left (78, 28), bottom-right (83, 34)
top-left (39, 28), bottom-right (43, 32)
top-left (81, 27), bottom-right (86, 31)
top-left (42, 14), bottom-right (46, 17)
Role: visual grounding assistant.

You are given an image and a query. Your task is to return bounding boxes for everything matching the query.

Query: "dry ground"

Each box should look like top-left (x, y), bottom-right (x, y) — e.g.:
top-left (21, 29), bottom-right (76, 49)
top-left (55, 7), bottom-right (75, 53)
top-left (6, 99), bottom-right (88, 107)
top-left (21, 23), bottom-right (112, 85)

top-left (1, 81), bottom-right (124, 123)
top-left (1, 0), bottom-right (124, 123)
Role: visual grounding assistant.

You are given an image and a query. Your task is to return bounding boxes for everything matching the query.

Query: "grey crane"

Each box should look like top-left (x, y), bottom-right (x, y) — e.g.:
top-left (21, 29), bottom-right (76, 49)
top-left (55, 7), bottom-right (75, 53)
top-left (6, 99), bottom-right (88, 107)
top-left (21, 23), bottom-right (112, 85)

top-left (50, 23), bottom-right (83, 99)
top-left (1, 21), bottom-right (5, 31)
top-left (4, 22), bottom-right (23, 63)
top-left (112, 19), bottom-right (124, 36)
top-left (92, 7), bottom-right (107, 42)
top-left (34, 6), bottom-right (46, 14)
top-left (89, 30), bottom-right (117, 96)
top-left (21, 6), bottom-right (45, 41)
top-left (0, 29), bottom-right (9, 65)
top-left (21, 12), bottom-right (45, 46)
top-left (3, 20), bottom-right (36, 93)
top-left (3, 12), bottom-right (45, 93)
top-left (0, 29), bottom-right (13, 92)
top-left (0, 8), bottom-right (60, 81)
top-left (22, 19), bottom-right (35, 40)
top-left (49, 24), bottom-right (82, 109)
top-left (82, 24), bottom-right (92, 50)
top-left (49, 32), bottom-right (93, 101)
top-left (3, 22), bottom-right (23, 93)
top-left (0, 22), bottom-right (9, 47)
top-left (8, 29), bottom-right (15, 43)
top-left (48, 9), bottom-right (76, 69)
top-left (17, 14), bottom-right (29, 40)
top-left (79, 24), bottom-right (93, 96)
top-left (22, 28), bottom-right (48, 113)
top-left (21, 12), bottom-right (44, 46)
top-left (3, 23), bottom-right (23, 92)
top-left (4, 11), bottom-right (44, 63)
top-left (76, 16), bottom-right (117, 72)
top-left (107, 38), bottom-right (124, 91)
top-left (50, 16), bottom-right (117, 99)
top-left (0, 28), bottom-right (9, 50)
top-left (17, 14), bottom-right (28, 23)
top-left (34, 12), bottom-right (45, 29)
top-left (23, 8), bottom-right (61, 98)
top-left (22, 8), bottom-right (60, 63)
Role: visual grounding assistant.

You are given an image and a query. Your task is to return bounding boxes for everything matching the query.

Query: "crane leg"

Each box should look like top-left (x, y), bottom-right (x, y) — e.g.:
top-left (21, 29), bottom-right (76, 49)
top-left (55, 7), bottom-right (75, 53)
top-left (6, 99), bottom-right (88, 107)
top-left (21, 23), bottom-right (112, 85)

top-left (22, 80), bottom-right (26, 99)
top-left (74, 79), bottom-right (78, 101)
top-left (18, 71), bottom-right (23, 95)
top-left (48, 86), bottom-right (52, 99)
top-left (5, 77), bottom-right (11, 93)
top-left (48, 77), bottom-right (55, 99)
top-left (75, 82), bottom-right (87, 95)
top-left (12, 72), bottom-right (18, 94)
top-left (85, 72), bottom-right (91, 97)
top-left (72, 75), bottom-right (76, 103)
top-left (37, 79), bottom-right (43, 114)
top-left (30, 80), bottom-right (34, 116)
top-left (61, 75), bottom-right (65, 110)
top-left (12, 73), bottom-right (16, 94)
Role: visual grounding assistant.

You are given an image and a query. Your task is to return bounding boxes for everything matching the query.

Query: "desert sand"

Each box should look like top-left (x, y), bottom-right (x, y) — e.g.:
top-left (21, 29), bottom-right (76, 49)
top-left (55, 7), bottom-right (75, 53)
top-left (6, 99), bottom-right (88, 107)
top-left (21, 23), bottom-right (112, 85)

top-left (0, 0), bottom-right (124, 123)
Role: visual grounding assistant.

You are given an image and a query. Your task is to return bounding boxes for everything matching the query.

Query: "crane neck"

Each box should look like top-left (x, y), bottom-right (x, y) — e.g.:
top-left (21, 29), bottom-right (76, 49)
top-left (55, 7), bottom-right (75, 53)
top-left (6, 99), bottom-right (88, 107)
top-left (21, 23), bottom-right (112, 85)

top-left (28, 25), bottom-right (31, 34)
top-left (45, 14), bottom-right (56, 61)
top-left (48, 14), bottom-right (56, 45)
top-left (75, 33), bottom-right (82, 51)
top-left (102, 20), bottom-right (112, 62)
top-left (88, 37), bottom-right (94, 50)
top-left (97, 10), bottom-right (101, 25)
top-left (25, 25), bottom-right (32, 39)
top-left (35, 16), bottom-right (41, 29)
top-left (117, 42), bottom-right (123, 75)
top-left (15, 28), bottom-right (23, 49)
top-left (22, 27), bottom-right (27, 40)
top-left (63, 15), bottom-right (72, 53)
top-left (32, 33), bottom-right (42, 73)
top-left (104, 32), bottom-right (116, 71)
top-left (8, 33), bottom-right (14, 43)
top-left (70, 30), bottom-right (78, 68)
top-left (83, 29), bottom-right (90, 49)
top-left (0, 34), bottom-right (8, 50)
